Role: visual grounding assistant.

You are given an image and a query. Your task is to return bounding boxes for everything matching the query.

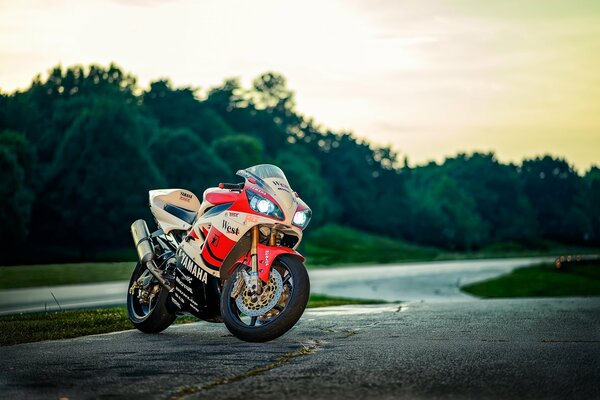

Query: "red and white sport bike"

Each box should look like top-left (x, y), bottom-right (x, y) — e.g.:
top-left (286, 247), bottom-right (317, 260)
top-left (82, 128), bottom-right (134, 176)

top-left (128, 164), bottom-right (312, 342)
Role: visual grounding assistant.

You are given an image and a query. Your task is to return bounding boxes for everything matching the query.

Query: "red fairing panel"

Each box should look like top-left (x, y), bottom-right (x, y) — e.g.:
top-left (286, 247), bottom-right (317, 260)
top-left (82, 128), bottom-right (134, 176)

top-left (201, 228), bottom-right (236, 272)
top-left (205, 192), bottom-right (240, 205)
top-left (236, 244), bottom-right (305, 282)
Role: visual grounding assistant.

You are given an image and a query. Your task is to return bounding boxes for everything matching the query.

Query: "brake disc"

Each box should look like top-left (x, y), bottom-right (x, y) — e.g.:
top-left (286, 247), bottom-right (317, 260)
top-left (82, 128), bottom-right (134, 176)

top-left (235, 269), bottom-right (283, 317)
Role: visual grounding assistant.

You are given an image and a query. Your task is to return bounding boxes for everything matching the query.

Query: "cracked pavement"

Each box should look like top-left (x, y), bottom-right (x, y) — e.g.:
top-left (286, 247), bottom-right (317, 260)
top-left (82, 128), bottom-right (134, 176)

top-left (1, 298), bottom-right (599, 399)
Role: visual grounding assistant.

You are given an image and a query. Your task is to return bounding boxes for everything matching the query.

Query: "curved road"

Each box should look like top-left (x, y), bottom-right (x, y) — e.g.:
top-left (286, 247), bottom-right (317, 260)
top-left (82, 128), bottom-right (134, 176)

top-left (0, 257), bottom-right (550, 315)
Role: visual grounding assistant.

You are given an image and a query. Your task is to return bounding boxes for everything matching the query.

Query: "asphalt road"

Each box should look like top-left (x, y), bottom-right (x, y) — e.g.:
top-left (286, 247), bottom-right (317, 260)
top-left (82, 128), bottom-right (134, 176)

top-left (1, 298), bottom-right (599, 399)
top-left (0, 257), bottom-right (550, 315)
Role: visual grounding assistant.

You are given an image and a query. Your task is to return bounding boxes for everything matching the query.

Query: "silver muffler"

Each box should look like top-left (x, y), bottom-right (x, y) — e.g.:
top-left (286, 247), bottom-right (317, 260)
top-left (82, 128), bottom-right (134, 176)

top-left (130, 219), bottom-right (173, 291)
top-left (131, 219), bottom-right (154, 263)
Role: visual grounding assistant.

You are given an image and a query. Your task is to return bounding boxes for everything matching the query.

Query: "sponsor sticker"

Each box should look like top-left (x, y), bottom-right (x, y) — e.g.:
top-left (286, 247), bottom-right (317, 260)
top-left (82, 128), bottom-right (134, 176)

top-left (175, 276), bottom-right (193, 293)
top-left (171, 297), bottom-right (182, 309)
top-left (222, 220), bottom-right (240, 235)
top-left (179, 191), bottom-right (193, 202)
top-left (244, 215), bottom-right (259, 223)
top-left (180, 253), bottom-right (209, 284)
top-left (251, 187), bottom-right (269, 196)
top-left (273, 180), bottom-right (290, 190)
top-left (175, 286), bottom-right (198, 306)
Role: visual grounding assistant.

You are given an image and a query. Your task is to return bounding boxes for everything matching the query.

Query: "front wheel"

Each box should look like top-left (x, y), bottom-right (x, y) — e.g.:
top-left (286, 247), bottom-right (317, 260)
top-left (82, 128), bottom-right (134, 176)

top-left (221, 255), bottom-right (310, 342)
top-left (127, 262), bottom-right (176, 333)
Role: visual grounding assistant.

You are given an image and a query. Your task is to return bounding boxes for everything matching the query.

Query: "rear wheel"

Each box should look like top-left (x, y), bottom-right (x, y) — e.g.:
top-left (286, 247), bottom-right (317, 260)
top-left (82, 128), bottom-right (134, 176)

top-left (127, 262), bottom-right (176, 333)
top-left (221, 255), bottom-right (310, 342)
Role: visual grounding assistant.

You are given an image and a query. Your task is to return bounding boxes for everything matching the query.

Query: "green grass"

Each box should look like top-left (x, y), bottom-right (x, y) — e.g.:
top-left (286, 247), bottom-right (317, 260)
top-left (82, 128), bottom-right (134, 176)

top-left (302, 224), bottom-right (600, 268)
top-left (0, 294), bottom-right (386, 346)
top-left (462, 262), bottom-right (600, 298)
top-left (303, 224), bottom-right (440, 266)
top-left (0, 262), bottom-right (135, 289)
top-left (0, 307), bottom-right (132, 346)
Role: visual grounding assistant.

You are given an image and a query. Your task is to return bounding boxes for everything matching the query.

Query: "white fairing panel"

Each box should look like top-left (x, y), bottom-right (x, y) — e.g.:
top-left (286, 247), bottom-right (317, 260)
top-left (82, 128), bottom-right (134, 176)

top-left (149, 189), bottom-right (201, 234)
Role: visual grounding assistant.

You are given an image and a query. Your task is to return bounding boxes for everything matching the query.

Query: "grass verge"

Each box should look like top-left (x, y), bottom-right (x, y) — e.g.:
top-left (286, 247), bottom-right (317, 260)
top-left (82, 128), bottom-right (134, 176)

top-left (462, 262), bottom-right (600, 298)
top-left (303, 224), bottom-right (600, 268)
top-left (0, 294), bottom-right (386, 347)
top-left (0, 262), bottom-right (134, 289)
top-left (303, 224), bottom-right (440, 266)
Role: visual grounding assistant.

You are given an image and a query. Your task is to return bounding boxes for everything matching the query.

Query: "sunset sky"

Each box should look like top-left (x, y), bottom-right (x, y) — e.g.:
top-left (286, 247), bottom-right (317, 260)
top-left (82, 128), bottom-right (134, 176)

top-left (0, 0), bottom-right (598, 172)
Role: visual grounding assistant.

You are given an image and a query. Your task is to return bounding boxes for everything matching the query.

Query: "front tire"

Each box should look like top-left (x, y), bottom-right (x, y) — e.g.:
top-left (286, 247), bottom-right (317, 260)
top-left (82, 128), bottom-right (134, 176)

top-left (127, 262), bottom-right (176, 333)
top-left (221, 255), bottom-right (310, 342)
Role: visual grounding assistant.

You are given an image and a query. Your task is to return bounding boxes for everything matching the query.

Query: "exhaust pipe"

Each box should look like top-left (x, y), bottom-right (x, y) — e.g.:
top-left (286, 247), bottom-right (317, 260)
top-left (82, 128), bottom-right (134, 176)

top-left (130, 219), bottom-right (173, 291)
top-left (131, 219), bottom-right (154, 263)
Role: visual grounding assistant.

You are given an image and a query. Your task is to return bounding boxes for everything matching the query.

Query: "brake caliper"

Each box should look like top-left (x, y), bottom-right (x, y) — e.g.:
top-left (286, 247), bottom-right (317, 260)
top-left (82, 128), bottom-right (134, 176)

top-left (231, 269), bottom-right (250, 299)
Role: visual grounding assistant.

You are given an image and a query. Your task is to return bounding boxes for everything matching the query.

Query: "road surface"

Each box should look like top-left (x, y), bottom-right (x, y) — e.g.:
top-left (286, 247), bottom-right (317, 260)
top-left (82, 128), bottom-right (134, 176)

top-left (1, 298), bottom-right (599, 399)
top-left (0, 257), bottom-right (550, 315)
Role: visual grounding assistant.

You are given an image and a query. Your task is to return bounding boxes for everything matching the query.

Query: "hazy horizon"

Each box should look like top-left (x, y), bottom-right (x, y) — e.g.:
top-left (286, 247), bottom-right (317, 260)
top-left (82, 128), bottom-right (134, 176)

top-left (1, 0), bottom-right (598, 172)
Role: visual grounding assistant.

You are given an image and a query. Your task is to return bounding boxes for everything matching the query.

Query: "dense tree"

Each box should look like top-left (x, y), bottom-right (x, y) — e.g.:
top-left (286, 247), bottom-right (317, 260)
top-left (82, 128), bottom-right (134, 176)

top-left (443, 153), bottom-right (537, 243)
top-left (36, 97), bottom-right (164, 258)
top-left (212, 134), bottom-right (265, 174)
top-left (274, 145), bottom-right (337, 227)
top-left (143, 80), bottom-right (236, 143)
top-left (584, 167), bottom-right (600, 243)
top-left (407, 174), bottom-right (485, 250)
top-left (0, 133), bottom-right (34, 247)
top-left (149, 128), bottom-right (230, 192)
top-left (0, 63), bottom-right (598, 263)
top-left (521, 156), bottom-right (586, 242)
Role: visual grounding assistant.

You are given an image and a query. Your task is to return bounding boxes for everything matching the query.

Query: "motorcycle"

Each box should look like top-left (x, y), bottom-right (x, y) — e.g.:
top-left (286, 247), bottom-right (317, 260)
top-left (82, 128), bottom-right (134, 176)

top-left (127, 164), bottom-right (312, 342)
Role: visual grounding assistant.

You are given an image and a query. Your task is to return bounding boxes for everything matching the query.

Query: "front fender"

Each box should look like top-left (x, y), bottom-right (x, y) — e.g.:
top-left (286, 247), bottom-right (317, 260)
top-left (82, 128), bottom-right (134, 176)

top-left (234, 244), bottom-right (305, 283)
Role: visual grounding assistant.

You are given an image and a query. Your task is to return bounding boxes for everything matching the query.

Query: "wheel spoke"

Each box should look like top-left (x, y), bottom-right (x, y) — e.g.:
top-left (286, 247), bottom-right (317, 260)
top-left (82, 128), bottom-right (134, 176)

top-left (282, 273), bottom-right (291, 285)
top-left (274, 304), bottom-right (284, 311)
top-left (250, 316), bottom-right (257, 326)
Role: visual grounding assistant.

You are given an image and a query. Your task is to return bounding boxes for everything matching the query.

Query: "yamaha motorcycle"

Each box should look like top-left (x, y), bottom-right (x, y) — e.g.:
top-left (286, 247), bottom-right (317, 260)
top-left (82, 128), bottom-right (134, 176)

top-left (127, 164), bottom-right (312, 342)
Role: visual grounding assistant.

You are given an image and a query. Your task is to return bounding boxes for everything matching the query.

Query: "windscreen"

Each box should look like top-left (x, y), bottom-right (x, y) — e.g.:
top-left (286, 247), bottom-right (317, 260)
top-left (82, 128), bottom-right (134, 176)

top-left (244, 164), bottom-right (288, 181)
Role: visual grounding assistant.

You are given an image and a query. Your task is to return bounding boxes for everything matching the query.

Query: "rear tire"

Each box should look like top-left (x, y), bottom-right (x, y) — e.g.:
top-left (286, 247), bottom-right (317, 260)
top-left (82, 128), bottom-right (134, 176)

top-left (221, 255), bottom-right (309, 342)
top-left (127, 262), bottom-right (176, 333)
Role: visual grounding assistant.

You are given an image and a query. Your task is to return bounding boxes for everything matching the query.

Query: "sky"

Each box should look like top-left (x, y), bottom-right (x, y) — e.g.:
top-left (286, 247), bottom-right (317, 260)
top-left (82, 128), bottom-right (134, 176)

top-left (0, 0), bottom-right (598, 172)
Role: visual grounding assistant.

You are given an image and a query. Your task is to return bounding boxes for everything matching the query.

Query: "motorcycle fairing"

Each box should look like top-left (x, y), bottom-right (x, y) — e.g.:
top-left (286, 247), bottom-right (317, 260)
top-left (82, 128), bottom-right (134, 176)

top-left (235, 243), bottom-right (305, 283)
top-left (201, 228), bottom-right (236, 270)
top-left (149, 189), bottom-right (201, 234)
top-left (180, 238), bottom-right (223, 280)
top-left (205, 191), bottom-right (239, 205)
top-left (168, 246), bottom-right (222, 321)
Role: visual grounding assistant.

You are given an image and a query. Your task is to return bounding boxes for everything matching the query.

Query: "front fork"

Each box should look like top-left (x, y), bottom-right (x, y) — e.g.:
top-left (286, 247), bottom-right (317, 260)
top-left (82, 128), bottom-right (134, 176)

top-left (244, 226), bottom-right (278, 295)
top-left (249, 226), bottom-right (262, 294)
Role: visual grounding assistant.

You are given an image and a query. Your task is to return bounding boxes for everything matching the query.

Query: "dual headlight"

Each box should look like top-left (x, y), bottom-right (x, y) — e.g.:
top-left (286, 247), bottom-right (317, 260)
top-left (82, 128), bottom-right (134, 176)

top-left (247, 190), bottom-right (284, 220)
top-left (292, 209), bottom-right (311, 228)
top-left (246, 190), bottom-right (311, 228)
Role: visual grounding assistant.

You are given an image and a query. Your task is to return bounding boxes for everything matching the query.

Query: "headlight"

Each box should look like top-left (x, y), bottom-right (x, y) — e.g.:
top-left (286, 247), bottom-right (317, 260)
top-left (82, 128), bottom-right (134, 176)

top-left (247, 190), bottom-right (284, 220)
top-left (292, 209), bottom-right (312, 228)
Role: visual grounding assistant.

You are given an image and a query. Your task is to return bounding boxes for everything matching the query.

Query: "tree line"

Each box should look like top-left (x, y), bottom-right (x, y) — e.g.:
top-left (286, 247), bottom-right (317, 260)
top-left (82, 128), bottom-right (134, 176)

top-left (0, 63), bottom-right (598, 264)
